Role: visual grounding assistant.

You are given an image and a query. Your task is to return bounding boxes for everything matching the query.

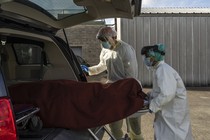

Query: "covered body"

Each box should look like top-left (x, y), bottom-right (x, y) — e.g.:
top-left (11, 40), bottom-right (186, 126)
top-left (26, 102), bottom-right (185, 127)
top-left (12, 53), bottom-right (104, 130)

top-left (9, 78), bottom-right (146, 130)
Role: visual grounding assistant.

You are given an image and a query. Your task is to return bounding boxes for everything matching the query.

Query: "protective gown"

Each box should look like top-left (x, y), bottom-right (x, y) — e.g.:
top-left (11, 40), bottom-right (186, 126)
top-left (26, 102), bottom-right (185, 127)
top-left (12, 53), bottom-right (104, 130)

top-left (149, 61), bottom-right (193, 140)
top-left (88, 40), bottom-right (138, 81)
top-left (88, 40), bottom-right (143, 140)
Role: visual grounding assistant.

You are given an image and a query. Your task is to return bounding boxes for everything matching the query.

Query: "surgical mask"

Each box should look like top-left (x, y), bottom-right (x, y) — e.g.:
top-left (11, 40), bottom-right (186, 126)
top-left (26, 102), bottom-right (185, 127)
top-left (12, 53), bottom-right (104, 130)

top-left (101, 41), bottom-right (111, 49)
top-left (144, 57), bottom-right (153, 67)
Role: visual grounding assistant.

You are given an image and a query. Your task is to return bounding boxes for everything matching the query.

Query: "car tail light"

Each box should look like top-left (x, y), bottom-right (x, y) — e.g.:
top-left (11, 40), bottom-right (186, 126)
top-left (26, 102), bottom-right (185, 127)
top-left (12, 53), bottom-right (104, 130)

top-left (0, 98), bottom-right (18, 140)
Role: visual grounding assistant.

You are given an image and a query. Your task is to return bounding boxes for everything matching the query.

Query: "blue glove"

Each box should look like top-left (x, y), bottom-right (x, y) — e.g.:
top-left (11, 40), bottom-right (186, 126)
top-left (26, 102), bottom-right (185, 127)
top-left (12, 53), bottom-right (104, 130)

top-left (81, 65), bottom-right (89, 73)
top-left (143, 100), bottom-right (149, 106)
top-left (149, 109), bottom-right (153, 113)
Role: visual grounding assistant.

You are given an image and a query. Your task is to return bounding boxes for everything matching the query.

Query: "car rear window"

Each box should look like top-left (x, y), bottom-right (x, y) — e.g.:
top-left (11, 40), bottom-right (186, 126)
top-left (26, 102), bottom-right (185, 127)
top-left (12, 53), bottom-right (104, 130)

top-left (13, 44), bottom-right (46, 65)
top-left (28, 0), bottom-right (86, 19)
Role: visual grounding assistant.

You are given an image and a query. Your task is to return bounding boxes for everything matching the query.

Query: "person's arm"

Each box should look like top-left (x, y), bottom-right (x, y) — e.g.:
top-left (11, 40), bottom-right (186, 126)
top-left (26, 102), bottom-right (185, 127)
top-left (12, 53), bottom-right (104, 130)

top-left (88, 48), bottom-right (107, 76)
top-left (88, 62), bottom-right (107, 75)
top-left (149, 65), bottom-right (177, 113)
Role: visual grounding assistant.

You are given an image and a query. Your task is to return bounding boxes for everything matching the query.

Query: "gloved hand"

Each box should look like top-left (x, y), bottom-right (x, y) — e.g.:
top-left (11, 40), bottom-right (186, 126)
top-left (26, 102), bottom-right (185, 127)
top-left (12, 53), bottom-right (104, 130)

top-left (146, 91), bottom-right (153, 102)
top-left (80, 65), bottom-right (89, 73)
top-left (143, 100), bottom-right (149, 106)
top-left (144, 94), bottom-right (149, 101)
top-left (149, 109), bottom-right (153, 113)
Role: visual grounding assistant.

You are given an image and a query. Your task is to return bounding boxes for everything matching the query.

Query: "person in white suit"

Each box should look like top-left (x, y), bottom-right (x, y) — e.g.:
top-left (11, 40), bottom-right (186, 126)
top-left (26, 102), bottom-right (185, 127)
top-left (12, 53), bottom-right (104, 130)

top-left (81, 26), bottom-right (143, 140)
top-left (141, 44), bottom-right (193, 140)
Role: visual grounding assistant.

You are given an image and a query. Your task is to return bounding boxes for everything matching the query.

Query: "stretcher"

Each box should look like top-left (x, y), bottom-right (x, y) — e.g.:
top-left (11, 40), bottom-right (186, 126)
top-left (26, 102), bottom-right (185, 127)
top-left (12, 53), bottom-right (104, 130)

top-left (127, 107), bottom-right (149, 118)
top-left (14, 104), bottom-right (40, 124)
top-left (126, 107), bottom-right (149, 139)
top-left (9, 78), bottom-right (148, 140)
top-left (14, 104), bottom-right (43, 132)
top-left (14, 104), bottom-right (149, 140)
top-left (88, 107), bottom-right (149, 140)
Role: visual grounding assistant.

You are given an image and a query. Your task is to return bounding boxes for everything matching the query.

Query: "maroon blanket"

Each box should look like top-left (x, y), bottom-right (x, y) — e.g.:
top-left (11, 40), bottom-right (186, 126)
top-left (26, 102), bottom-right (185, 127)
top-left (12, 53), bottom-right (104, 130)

top-left (8, 78), bottom-right (146, 130)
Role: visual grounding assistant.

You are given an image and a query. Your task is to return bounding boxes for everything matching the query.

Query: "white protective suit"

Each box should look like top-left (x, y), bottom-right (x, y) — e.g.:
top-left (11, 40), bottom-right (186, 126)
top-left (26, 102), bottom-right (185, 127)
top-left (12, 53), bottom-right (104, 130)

top-left (88, 40), bottom-right (138, 81)
top-left (88, 40), bottom-right (143, 140)
top-left (149, 61), bottom-right (193, 140)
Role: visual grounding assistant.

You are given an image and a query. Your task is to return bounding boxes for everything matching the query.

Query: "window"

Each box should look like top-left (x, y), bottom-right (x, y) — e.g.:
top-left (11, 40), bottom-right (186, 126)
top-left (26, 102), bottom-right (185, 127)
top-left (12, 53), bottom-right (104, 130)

top-left (28, 0), bottom-right (86, 19)
top-left (13, 44), bottom-right (46, 65)
top-left (71, 46), bottom-right (82, 57)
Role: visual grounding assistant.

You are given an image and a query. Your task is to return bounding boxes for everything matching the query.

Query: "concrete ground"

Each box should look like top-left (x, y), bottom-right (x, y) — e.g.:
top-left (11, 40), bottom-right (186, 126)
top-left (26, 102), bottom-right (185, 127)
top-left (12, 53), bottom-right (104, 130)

top-left (101, 87), bottom-right (210, 140)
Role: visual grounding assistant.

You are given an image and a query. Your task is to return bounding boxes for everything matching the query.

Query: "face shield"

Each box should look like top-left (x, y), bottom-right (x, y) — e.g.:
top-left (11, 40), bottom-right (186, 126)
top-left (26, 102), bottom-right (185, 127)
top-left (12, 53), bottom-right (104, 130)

top-left (98, 35), bottom-right (117, 50)
top-left (141, 44), bottom-right (165, 60)
top-left (141, 44), bottom-right (166, 70)
top-left (97, 27), bottom-right (117, 49)
top-left (142, 55), bottom-right (154, 70)
top-left (96, 27), bottom-right (117, 39)
top-left (101, 41), bottom-right (111, 49)
top-left (98, 36), bottom-right (111, 49)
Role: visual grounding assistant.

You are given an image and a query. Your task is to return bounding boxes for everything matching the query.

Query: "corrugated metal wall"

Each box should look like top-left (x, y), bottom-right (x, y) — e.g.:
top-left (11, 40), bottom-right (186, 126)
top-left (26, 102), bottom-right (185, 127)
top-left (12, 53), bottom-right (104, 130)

top-left (120, 15), bottom-right (210, 87)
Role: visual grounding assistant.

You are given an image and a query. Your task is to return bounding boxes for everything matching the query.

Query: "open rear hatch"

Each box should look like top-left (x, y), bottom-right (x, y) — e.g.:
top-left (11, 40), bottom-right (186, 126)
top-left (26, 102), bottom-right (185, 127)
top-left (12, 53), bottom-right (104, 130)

top-left (0, 0), bottom-right (142, 33)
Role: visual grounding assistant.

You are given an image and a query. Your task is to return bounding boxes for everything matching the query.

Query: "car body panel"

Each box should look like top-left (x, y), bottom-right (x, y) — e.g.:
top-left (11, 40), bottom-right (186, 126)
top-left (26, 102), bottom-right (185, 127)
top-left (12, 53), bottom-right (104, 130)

top-left (0, 0), bottom-right (142, 31)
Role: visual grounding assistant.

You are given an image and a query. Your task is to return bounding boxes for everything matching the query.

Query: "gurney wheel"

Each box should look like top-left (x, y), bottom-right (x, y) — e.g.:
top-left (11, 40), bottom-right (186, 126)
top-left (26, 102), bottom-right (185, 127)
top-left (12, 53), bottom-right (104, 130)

top-left (28, 116), bottom-right (43, 131)
top-left (124, 134), bottom-right (131, 140)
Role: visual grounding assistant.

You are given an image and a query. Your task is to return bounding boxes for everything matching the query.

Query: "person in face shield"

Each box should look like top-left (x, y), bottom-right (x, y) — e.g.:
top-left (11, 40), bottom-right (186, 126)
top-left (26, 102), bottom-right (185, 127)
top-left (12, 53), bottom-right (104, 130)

top-left (81, 26), bottom-right (143, 140)
top-left (141, 44), bottom-right (193, 140)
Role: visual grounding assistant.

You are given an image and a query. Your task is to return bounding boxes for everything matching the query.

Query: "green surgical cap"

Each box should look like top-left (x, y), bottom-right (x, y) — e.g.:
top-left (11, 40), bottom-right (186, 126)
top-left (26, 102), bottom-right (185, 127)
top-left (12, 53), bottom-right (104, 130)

top-left (148, 44), bottom-right (166, 61)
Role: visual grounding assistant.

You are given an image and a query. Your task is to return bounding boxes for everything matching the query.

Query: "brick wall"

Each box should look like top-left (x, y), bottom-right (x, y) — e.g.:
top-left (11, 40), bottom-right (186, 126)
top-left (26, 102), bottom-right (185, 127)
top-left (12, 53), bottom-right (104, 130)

top-left (56, 24), bottom-right (105, 66)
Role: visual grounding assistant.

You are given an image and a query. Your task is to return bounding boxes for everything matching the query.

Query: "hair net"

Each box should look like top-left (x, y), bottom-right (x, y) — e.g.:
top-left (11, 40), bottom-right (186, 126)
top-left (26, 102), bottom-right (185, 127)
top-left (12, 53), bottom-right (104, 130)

top-left (141, 44), bottom-right (166, 61)
top-left (96, 26), bottom-right (117, 39)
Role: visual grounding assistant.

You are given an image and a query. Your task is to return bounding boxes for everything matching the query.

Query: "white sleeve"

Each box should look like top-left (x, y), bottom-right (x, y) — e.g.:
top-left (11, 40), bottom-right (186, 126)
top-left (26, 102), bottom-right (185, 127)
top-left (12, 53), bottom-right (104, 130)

top-left (88, 49), bottom-right (107, 75)
top-left (149, 66), bottom-right (177, 113)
